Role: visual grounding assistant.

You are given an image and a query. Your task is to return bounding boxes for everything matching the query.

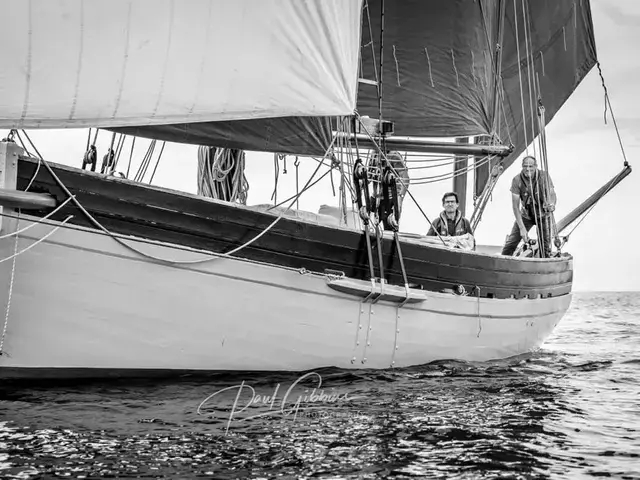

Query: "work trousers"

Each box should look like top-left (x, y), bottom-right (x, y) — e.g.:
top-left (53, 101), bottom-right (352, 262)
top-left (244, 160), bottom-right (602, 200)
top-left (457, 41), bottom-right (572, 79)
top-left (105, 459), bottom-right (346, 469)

top-left (501, 215), bottom-right (552, 258)
top-left (82, 158), bottom-right (96, 172)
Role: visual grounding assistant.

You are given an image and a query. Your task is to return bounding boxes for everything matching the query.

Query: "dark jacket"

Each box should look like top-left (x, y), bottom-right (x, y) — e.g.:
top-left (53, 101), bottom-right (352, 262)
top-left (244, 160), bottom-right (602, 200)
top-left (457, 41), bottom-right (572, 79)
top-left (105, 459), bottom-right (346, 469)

top-left (427, 210), bottom-right (473, 237)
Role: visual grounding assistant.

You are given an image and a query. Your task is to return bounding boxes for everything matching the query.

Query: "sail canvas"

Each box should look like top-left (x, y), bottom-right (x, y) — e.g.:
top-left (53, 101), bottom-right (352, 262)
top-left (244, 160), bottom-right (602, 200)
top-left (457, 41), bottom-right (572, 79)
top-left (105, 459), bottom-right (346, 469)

top-left (0, 0), bottom-right (363, 128)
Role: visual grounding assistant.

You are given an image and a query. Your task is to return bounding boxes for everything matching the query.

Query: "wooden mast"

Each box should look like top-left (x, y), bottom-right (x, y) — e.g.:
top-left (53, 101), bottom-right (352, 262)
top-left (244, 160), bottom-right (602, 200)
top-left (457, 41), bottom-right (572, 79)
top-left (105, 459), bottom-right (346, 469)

top-left (452, 138), bottom-right (470, 216)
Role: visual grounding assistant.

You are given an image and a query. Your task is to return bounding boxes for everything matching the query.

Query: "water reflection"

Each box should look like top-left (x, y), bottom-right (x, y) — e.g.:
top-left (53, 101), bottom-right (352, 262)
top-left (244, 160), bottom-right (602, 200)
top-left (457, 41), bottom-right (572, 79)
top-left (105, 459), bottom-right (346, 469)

top-left (1, 356), bottom-right (584, 479)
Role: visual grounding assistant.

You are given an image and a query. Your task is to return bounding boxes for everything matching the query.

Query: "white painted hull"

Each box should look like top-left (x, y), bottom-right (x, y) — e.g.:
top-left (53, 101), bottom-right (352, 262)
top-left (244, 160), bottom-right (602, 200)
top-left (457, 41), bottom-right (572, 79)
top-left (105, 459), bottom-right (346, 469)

top-left (0, 214), bottom-right (572, 378)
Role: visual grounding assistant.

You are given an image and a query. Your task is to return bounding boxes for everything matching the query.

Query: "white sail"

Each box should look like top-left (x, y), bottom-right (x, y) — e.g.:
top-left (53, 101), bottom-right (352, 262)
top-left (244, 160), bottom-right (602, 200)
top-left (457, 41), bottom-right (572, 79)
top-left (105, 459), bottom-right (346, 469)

top-left (0, 0), bottom-right (363, 128)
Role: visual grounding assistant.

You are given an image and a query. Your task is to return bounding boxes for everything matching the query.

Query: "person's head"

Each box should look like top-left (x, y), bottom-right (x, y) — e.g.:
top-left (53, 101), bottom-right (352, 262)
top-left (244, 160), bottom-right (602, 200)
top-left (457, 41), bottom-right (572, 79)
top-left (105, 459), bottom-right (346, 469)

top-left (521, 156), bottom-right (537, 178)
top-left (442, 192), bottom-right (459, 214)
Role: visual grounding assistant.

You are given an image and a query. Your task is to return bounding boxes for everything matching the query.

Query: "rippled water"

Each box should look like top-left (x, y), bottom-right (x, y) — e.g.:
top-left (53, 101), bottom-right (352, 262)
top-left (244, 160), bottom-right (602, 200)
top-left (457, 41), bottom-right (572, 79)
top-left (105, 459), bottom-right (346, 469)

top-left (1, 292), bottom-right (639, 479)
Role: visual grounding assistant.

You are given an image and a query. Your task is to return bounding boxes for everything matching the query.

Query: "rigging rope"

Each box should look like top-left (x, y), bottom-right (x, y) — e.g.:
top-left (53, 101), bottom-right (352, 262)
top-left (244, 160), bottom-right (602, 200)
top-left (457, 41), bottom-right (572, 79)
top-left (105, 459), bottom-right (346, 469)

top-left (409, 154), bottom-right (492, 184)
top-left (472, 0), bottom-right (516, 230)
top-left (522, 0), bottom-right (538, 159)
top-left (294, 156), bottom-right (300, 210)
top-left (355, 114), bottom-right (446, 245)
top-left (513, 0), bottom-right (529, 155)
top-left (559, 62), bottom-right (631, 241)
top-left (133, 140), bottom-right (156, 183)
top-left (270, 153), bottom-right (280, 205)
top-left (112, 134), bottom-right (126, 174)
top-left (125, 136), bottom-right (136, 179)
top-left (0, 215), bottom-right (73, 266)
top-left (0, 212), bottom-right (18, 357)
top-left (563, 172), bottom-right (625, 241)
top-left (268, 157), bottom-right (332, 211)
top-left (596, 62), bottom-right (629, 167)
top-left (470, 158), bottom-right (503, 231)
top-left (148, 141), bottom-right (166, 184)
top-left (0, 151), bottom-right (75, 356)
top-left (0, 196), bottom-right (74, 240)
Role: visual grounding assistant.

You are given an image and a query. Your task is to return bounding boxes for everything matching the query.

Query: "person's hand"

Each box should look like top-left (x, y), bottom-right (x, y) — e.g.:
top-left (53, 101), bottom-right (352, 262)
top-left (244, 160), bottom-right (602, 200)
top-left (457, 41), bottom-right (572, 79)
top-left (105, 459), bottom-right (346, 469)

top-left (520, 227), bottom-right (529, 243)
top-left (544, 202), bottom-right (555, 213)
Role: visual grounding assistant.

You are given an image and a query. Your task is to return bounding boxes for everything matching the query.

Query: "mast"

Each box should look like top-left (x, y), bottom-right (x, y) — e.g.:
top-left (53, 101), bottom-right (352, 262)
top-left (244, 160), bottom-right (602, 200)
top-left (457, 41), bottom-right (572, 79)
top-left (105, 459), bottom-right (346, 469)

top-left (489, 0), bottom-right (507, 133)
top-left (473, 135), bottom-right (494, 198)
top-left (471, 0), bottom-right (508, 227)
top-left (377, 0), bottom-right (385, 126)
top-left (452, 137), bottom-right (470, 216)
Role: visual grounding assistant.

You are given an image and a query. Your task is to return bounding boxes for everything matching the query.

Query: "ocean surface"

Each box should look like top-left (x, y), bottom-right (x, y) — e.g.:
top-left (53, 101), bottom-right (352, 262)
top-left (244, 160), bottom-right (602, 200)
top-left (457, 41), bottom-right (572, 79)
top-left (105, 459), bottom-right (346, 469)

top-left (1, 292), bottom-right (639, 479)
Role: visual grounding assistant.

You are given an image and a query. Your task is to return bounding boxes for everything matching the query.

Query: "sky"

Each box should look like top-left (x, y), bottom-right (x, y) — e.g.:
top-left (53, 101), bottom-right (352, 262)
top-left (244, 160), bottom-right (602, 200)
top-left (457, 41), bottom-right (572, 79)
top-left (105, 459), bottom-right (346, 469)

top-left (2, 0), bottom-right (639, 292)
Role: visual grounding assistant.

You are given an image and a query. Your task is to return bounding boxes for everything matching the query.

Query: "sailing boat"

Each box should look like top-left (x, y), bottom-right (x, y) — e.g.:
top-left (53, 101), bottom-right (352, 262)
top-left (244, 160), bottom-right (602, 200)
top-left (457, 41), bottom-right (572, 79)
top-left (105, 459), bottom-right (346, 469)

top-left (0, 0), bottom-right (631, 379)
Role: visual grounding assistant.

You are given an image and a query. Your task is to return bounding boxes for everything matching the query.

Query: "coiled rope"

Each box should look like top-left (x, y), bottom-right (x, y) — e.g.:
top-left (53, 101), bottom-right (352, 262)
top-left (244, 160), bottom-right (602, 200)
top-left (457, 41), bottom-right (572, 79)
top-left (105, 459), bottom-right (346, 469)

top-left (197, 146), bottom-right (249, 204)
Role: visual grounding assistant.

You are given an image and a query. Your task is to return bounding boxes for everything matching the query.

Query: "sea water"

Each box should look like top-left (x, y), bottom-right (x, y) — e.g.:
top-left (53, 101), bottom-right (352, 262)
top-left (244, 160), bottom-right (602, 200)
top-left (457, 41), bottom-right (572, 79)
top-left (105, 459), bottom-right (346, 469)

top-left (1, 292), bottom-right (639, 479)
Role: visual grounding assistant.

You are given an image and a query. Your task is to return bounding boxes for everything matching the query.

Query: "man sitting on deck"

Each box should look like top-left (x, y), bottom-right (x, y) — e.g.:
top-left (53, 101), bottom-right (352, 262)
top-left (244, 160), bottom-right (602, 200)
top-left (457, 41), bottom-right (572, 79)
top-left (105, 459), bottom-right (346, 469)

top-left (426, 192), bottom-right (475, 249)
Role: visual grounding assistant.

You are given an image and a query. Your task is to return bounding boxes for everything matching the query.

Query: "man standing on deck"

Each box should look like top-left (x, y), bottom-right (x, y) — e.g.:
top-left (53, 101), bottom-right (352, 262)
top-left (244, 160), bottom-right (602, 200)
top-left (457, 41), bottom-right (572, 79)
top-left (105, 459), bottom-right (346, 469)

top-left (501, 156), bottom-right (556, 258)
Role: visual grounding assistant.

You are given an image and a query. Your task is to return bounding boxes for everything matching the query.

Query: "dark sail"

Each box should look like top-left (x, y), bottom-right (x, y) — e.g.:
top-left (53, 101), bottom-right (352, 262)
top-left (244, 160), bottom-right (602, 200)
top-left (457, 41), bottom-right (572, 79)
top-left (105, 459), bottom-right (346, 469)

top-left (111, 116), bottom-right (335, 157)
top-left (358, 0), bottom-right (597, 191)
top-left (492, 0), bottom-right (597, 191)
top-left (111, 0), bottom-right (597, 171)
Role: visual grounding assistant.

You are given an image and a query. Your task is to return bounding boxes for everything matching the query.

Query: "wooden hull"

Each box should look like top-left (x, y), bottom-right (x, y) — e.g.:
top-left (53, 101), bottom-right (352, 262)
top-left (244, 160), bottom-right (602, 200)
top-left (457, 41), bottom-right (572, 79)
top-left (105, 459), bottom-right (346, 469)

top-left (17, 157), bottom-right (573, 300)
top-left (0, 214), bottom-right (571, 379)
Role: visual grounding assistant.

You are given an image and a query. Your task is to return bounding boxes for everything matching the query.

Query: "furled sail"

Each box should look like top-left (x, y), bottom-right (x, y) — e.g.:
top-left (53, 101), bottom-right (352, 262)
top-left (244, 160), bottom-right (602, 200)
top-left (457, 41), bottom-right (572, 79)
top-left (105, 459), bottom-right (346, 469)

top-left (0, 0), bottom-right (363, 128)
